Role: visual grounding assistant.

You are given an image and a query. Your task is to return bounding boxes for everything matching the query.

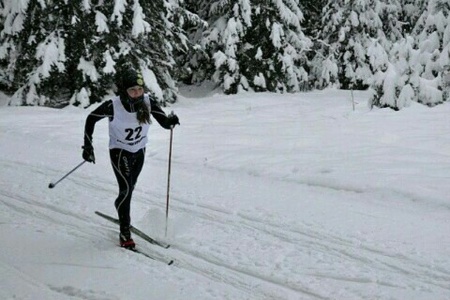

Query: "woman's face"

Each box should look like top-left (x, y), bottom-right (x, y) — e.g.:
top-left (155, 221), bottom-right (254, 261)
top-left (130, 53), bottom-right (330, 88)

top-left (127, 85), bottom-right (144, 99)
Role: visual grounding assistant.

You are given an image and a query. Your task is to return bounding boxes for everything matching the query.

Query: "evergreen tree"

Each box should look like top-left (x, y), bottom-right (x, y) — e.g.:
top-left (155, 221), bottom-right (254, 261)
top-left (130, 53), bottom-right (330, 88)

top-left (368, 36), bottom-right (420, 110)
top-left (242, 0), bottom-right (312, 93)
top-left (401, 0), bottom-right (427, 34)
top-left (168, 0), bottom-right (205, 85)
top-left (413, 0), bottom-right (449, 105)
top-left (299, 0), bottom-right (336, 89)
top-left (0, 0), bottom-right (60, 105)
top-left (370, 0), bottom-right (449, 109)
top-left (179, 0), bottom-right (211, 84)
top-left (183, 0), bottom-right (312, 94)
top-left (0, 0), bottom-right (9, 91)
top-left (299, 0), bottom-right (326, 39)
top-left (319, 0), bottom-right (403, 90)
top-left (0, 0), bottom-right (191, 107)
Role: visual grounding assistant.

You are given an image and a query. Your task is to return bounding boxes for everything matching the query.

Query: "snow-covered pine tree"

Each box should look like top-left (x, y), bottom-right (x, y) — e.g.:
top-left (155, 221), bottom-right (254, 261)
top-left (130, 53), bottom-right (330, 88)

top-left (0, 0), bottom-right (9, 91)
top-left (300, 0), bottom-right (342, 90)
top-left (170, 0), bottom-right (208, 85)
top-left (364, 0), bottom-right (417, 110)
top-left (179, 0), bottom-right (228, 86)
top-left (299, 0), bottom-right (326, 39)
top-left (369, 0), bottom-right (450, 110)
top-left (0, 0), bottom-right (190, 107)
top-left (401, 0), bottom-right (427, 34)
top-left (372, 0), bottom-right (449, 109)
top-left (411, 0), bottom-right (449, 106)
top-left (0, 0), bottom-right (65, 106)
top-left (79, 0), bottom-right (190, 105)
top-left (368, 36), bottom-right (421, 110)
top-left (242, 0), bottom-right (312, 93)
top-left (183, 0), bottom-right (311, 94)
top-left (391, 36), bottom-right (422, 108)
top-left (94, 0), bottom-right (179, 105)
top-left (319, 0), bottom-right (403, 90)
top-left (209, 0), bottom-right (253, 93)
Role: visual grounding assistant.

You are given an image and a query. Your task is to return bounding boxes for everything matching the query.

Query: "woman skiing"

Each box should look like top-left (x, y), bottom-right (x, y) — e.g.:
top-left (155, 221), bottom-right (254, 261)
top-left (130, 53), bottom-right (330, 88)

top-left (82, 68), bottom-right (179, 248)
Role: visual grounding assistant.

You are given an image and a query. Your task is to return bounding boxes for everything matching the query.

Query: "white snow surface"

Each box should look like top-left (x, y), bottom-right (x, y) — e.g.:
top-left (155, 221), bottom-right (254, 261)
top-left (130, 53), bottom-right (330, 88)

top-left (1, 88), bottom-right (450, 300)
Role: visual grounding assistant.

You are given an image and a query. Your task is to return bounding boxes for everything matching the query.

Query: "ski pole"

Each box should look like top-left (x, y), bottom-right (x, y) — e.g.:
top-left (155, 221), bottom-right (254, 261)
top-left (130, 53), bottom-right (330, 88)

top-left (48, 161), bottom-right (86, 189)
top-left (165, 127), bottom-right (174, 237)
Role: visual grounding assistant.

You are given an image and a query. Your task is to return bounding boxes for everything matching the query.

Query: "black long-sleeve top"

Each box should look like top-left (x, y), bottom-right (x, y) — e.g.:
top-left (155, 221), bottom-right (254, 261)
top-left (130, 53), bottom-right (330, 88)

top-left (84, 97), bottom-right (173, 145)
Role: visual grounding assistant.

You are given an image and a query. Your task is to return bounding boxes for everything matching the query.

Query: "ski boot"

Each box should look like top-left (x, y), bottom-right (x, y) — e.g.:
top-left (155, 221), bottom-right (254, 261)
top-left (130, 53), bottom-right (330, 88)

top-left (119, 226), bottom-right (135, 249)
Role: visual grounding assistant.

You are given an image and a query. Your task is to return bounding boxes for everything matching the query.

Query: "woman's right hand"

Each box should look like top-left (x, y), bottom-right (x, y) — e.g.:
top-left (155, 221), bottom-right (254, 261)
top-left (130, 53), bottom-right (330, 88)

top-left (82, 144), bottom-right (96, 163)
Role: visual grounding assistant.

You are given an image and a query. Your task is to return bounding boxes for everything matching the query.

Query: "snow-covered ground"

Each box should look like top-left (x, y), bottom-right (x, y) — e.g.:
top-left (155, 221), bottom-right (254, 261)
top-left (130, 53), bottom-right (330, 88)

top-left (1, 88), bottom-right (450, 300)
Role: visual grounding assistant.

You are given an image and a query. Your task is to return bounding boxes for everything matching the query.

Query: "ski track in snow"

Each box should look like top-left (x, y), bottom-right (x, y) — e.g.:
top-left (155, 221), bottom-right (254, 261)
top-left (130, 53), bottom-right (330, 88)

top-left (133, 158), bottom-right (450, 299)
top-left (0, 159), bottom-right (301, 299)
top-left (2, 154), bottom-right (450, 299)
top-left (11, 157), bottom-right (447, 299)
top-left (154, 197), bottom-right (450, 298)
top-left (2, 95), bottom-right (450, 299)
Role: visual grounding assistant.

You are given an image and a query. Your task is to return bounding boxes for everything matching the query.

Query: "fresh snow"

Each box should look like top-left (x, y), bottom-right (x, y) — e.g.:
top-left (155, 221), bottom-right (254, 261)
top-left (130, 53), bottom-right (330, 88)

top-left (1, 88), bottom-right (450, 299)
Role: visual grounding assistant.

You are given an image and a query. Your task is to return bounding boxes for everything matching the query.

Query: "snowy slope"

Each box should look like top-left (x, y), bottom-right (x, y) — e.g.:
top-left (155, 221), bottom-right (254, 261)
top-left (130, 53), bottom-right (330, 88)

top-left (1, 88), bottom-right (450, 300)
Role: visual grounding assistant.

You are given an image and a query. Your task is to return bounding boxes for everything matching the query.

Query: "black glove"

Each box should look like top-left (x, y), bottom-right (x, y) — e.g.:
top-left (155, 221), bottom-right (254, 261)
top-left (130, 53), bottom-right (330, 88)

top-left (168, 112), bottom-right (180, 127)
top-left (82, 144), bottom-right (95, 163)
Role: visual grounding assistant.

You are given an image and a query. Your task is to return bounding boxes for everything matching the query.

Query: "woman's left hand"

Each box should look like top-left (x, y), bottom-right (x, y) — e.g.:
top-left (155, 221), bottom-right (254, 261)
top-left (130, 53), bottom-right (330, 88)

top-left (168, 113), bottom-right (180, 127)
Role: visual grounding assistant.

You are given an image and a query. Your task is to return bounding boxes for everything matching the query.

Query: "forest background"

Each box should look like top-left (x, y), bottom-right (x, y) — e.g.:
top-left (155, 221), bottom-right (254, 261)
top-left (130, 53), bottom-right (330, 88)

top-left (0, 0), bottom-right (449, 110)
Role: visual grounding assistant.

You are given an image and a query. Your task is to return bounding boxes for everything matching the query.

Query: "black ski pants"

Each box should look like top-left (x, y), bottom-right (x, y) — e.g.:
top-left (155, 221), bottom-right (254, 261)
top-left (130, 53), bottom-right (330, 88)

top-left (110, 148), bottom-right (145, 230)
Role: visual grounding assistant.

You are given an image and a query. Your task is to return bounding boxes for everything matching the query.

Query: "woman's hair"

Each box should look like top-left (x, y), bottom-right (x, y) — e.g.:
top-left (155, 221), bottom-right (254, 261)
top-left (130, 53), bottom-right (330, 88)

top-left (136, 101), bottom-right (150, 124)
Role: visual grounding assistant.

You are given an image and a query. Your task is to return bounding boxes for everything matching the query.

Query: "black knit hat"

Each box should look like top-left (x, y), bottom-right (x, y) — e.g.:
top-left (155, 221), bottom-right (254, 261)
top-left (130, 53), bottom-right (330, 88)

top-left (117, 68), bottom-right (144, 91)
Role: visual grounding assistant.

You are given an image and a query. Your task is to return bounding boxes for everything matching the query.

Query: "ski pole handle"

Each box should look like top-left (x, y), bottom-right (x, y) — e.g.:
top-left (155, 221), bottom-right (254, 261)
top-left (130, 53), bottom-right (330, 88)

top-left (48, 161), bottom-right (86, 189)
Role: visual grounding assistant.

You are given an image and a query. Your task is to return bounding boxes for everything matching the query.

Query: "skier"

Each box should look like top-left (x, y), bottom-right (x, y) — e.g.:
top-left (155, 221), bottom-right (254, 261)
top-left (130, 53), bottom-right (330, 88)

top-left (82, 68), bottom-right (180, 249)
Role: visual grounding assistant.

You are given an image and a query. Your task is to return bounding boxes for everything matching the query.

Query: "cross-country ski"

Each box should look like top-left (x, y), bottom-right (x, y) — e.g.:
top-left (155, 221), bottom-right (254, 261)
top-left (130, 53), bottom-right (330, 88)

top-left (95, 211), bottom-right (171, 249)
top-left (96, 211), bottom-right (174, 265)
